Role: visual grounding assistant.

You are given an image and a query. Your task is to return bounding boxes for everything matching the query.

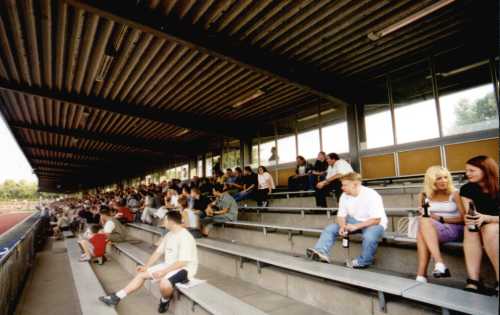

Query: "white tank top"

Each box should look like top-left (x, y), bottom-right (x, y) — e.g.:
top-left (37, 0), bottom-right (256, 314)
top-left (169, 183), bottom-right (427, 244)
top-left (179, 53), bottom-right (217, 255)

top-left (429, 194), bottom-right (459, 218)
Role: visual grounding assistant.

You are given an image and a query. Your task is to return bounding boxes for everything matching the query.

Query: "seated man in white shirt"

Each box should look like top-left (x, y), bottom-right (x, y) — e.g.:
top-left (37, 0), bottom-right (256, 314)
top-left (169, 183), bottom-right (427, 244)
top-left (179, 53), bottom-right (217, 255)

top-left (307, 172), bottom-right (387, 268)
top-left (315, 153), bottom-right (354, 207)
top-left (99, 211), bottom-right (198, 313)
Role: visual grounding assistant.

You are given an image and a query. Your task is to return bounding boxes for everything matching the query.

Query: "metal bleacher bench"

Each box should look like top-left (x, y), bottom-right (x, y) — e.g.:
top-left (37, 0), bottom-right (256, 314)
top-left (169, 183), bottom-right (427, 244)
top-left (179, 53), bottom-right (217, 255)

top-left (239, 205), bottom-right (419, 216)
top-left (64, 238), bottom-right (118, 315)
top-left (126, 223), bottom-right (496, 314)
top-left (221, 220), bottom-right (463, 250)
top-left (112, 241), bottom-right (267, 315)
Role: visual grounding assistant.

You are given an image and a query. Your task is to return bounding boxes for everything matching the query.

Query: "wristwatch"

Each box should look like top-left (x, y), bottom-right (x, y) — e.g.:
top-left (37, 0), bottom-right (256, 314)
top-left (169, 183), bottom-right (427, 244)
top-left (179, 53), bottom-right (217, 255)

top-left (439, 216), bottom-right (445, 224)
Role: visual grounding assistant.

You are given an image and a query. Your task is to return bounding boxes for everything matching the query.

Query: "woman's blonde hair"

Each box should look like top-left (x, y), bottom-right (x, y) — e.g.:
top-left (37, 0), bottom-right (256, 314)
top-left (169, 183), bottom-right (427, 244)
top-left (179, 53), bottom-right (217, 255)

top-left (423, 166), bottom-right (455, 197)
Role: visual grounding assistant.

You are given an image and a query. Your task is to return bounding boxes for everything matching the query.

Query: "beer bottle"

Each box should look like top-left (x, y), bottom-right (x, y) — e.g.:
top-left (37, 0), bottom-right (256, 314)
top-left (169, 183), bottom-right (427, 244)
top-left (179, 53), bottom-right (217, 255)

top-left (467, 201), bottom-right (480, 232)
top-left (422, 193), bottom-right (430, 218)
top-left (342, 231), bottom-right (350, 248)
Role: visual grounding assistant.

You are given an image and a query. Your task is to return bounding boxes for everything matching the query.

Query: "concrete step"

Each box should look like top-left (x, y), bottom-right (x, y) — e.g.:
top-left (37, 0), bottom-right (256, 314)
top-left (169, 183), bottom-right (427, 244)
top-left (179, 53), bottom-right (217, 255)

top-left (238, 211), bottom-right (408, 233)
top-left (241, 192), bottom-right (418, 208)
top-left (208, 225), bottom-right (496, 287)
top-left (111, 240), bottom-right (331, 315)
top-left (91, 256), bottom-right (162, 315)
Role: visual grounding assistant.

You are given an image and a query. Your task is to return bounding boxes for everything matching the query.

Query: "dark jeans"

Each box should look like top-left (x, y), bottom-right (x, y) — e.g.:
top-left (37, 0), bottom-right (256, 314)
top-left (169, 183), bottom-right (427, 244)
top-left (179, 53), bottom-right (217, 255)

top-left (288, 175), bottom-right (312, 191)
top-left (314, 179), bottom-right (342, 207)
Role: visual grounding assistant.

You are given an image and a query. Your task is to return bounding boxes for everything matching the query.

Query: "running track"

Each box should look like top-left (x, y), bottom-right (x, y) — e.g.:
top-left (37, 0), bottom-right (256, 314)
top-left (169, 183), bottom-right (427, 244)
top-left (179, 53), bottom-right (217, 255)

top-left (0, 212), bottom-right (32, 236)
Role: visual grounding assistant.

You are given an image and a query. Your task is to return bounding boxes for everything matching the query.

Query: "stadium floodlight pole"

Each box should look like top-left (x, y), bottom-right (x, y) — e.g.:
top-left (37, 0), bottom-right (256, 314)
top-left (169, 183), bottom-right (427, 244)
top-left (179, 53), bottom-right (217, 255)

top-left (368, 0), bottom-right (456, 41)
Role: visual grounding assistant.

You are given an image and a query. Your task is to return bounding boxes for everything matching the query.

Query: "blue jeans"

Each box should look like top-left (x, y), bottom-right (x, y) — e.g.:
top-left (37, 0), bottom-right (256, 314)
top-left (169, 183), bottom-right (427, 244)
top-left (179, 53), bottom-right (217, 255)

top-left (313, 217), bottom-right (384, 266)
top-left (234, 190), bottom-right (253, 202)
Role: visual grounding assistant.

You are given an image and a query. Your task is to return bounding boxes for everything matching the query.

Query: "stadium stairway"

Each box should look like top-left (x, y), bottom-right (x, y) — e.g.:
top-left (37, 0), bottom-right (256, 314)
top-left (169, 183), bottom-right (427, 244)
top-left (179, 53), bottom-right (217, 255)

top-left (126, 223), bottom-right (498, 315)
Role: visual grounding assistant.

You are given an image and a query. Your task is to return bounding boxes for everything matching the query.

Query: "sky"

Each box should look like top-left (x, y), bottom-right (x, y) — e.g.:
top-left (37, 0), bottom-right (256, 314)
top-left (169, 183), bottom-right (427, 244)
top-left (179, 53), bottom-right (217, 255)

top-left (0, 116), bottom-right (38, 183)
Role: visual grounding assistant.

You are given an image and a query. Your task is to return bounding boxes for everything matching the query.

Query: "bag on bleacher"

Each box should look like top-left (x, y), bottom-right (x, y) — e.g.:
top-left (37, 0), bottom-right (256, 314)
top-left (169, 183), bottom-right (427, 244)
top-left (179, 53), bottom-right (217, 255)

top-left (396, 213), bottom-right (418, 239)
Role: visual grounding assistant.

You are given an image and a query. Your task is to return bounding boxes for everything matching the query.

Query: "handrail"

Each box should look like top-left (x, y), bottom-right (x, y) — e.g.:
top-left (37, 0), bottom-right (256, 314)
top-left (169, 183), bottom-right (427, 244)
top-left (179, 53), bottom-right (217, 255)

top-left (0, 211), bottom-right (40, 266)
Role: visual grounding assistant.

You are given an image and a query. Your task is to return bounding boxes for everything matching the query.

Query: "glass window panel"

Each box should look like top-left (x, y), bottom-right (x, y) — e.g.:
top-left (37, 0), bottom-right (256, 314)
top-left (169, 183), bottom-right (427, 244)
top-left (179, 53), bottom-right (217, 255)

top-left (363, 79), bottom-right (394, 149)
top-left (197, 159), bottom-right (203, 177)
top-left (297, 129), bottom-right (320, 159)
top-left (392, 61), bottom-right (439, 144)
top-left (259, 140), bottom-right (275, 166)
top-left (205, 154), bottom-right (212, 177)
top-left (322, 122), bottom-right (349, 153)
top-left (435, 50), bottom-right (498, 136)
top-left (251, 144), bottom-right (259, 168)
top-left (277, 135), bottom-right (296, 164)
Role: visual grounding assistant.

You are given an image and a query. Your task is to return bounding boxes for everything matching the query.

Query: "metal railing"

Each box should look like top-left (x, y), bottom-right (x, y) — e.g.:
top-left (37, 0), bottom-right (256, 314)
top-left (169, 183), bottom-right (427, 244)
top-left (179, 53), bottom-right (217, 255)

top-left (0, 211), bottom-right (44, 315)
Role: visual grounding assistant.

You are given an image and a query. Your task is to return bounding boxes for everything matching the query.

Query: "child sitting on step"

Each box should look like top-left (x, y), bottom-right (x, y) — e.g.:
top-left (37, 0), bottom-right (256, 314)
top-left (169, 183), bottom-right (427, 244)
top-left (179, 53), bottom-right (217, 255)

top-left (78, 224), bottom-right (107, 264)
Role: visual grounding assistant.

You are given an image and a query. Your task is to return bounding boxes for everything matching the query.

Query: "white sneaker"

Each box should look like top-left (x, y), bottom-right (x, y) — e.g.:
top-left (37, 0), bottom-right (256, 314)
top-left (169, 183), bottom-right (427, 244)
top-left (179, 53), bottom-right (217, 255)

top-left (416, 276), bottom-right (428, 283)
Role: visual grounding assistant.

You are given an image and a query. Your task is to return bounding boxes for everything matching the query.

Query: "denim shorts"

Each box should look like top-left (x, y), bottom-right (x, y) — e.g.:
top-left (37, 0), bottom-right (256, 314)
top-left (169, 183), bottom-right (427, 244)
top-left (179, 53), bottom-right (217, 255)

top-left (432, 221), bottom-right (464, 243)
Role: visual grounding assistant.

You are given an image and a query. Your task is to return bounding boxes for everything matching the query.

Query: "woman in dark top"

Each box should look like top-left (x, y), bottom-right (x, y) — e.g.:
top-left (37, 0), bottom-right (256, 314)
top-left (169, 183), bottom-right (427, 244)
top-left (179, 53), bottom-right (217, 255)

top-left (459, 155), bottom-right (499, 294)
top-left (288, 156), bottom-right (313, 190)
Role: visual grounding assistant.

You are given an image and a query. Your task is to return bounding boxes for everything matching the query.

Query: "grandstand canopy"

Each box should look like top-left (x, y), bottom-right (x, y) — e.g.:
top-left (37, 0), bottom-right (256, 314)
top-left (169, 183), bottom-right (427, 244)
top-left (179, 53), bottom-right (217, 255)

top-left (0, 0), bottom-right (497, 192)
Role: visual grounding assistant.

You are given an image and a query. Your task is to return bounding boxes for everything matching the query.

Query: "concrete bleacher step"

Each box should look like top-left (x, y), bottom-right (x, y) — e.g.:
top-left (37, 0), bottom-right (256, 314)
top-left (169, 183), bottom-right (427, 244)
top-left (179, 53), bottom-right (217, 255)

top-left (238, 206), bottom-right (416, 232)
top-left (209, 222), bottom-right (496, 287)
top-left (125, 223), bottom-right (498, 315)
top-left (64, 238), bottom-right (118, 315)
top-left (109, 241), bottom-right (269, 315)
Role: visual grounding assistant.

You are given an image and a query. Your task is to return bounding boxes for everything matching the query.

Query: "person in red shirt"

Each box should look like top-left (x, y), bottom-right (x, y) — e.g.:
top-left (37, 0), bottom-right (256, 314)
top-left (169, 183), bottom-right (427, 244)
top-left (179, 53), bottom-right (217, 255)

top-left (115, 199), bottom-right (134, 223)
top-left (79, 224), bottom-right (108, 263)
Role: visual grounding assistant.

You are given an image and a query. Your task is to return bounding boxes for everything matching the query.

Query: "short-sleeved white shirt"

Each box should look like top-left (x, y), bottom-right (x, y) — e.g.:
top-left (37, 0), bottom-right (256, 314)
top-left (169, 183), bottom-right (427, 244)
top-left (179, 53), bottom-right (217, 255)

top-left (103, 220), bottom-right (115, 233)
top-left (337, 186), bottom-right (388, 229)
top-left (157, 228), bottom-right (198, 279)
top-left (258, 172), bottom-right (275, 190)
top-left (326, 159), bottom-right (353, 179)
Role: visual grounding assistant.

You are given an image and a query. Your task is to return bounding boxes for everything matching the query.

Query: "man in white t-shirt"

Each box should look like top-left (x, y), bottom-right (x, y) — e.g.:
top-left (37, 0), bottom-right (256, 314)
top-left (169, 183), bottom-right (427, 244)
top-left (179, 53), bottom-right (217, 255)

top-left (99, 211), bottom-right (198, 313)
top-left (315, 153), bottom-right (353, 207)
top-left (307, 172), bottom-right (387, 268)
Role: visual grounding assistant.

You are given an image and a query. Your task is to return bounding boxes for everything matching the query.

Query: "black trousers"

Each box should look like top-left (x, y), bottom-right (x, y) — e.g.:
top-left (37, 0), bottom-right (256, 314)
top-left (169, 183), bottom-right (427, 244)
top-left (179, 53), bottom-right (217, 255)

top-left (255, 189), bottom-right (270, 205)
top-left (314, 179), bottom-right (342, 207)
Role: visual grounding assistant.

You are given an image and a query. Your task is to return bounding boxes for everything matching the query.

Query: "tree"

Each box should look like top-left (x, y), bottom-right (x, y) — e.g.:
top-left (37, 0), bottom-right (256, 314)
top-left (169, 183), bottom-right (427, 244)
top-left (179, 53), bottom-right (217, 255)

top-left (0, 180), bottom-right (38, 200)
top-left (454, 92), bottom-right (497, 126)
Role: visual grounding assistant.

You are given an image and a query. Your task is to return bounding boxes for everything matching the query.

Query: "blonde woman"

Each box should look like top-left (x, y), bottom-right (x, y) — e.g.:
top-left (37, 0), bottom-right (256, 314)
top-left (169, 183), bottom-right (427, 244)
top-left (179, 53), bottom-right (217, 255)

top-left (416, 166), bottom-right (464, 283)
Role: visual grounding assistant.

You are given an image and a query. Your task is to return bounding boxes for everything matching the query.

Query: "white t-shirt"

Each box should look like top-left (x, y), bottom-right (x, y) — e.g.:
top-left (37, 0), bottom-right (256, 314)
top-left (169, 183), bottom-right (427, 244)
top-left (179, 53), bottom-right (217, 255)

top-left (338, 186), bottom-right (388, 229)
top-left (103, 220), bottom-right (115, 233)
top-left (258, 172), bottom-right (275, 190)
top-left (157, 228), bottom-right (198, 279)
top-left (326, 159), bottom-right (353, 179)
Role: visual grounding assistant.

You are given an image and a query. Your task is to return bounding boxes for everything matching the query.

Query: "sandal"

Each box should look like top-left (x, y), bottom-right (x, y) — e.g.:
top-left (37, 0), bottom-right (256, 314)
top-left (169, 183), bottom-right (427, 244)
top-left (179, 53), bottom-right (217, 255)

top-left (463, 279), bottom-right (480, 292)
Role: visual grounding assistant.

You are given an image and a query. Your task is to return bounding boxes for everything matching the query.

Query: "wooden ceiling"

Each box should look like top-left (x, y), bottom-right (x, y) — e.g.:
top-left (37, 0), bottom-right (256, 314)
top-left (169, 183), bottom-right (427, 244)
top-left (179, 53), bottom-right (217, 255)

top-left (0, 0), bottom-right (496, 191)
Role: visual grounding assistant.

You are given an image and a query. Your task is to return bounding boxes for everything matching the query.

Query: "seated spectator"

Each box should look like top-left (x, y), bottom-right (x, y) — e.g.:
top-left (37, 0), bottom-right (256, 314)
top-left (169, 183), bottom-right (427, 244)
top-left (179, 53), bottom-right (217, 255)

top-left (191, 187), bottom-right (210, 218)
top-left (178, 195), bottom-right (202, 238)
top-left (225, 167), bottom-right (244, 196)
top-left (199, 177), bottom-right (214, 196)
top-left (115, 198), bottom-right (134, 223)
top-left (234, 166), bottom-right (258, 202)
top-left (315, 153), bottom-right (353, 207)
top-left (78, 224), bottom-right (107, 263)
top-left (99, 211), bottom-right (198, 313)
top-left (200, 184), bottom-right (238, 236)
top-left (306, 172), bottom-right (387, 268)
top-left (288, 156), bottom-right (313, 191)
top-left (460, 156), bottom-right (499, 294)
top-left (52, 211), bottom-right (70, 240)
top-left (311, 151), bottom-right (328, 186)
top-left (142, 192), bottom-right (160, 225)
top-left (415, 166), bottom-right (464, 283)
top-left (156, 189), bottom-right (180, 221)
top-left (255, 166), bottom-right (275, 207)
top-left (223, 168), bottom-right (236, 185)
top-left (78, 205), bottom-right (101, 225)
top-left (100, 206), bottom-right (127, 243)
